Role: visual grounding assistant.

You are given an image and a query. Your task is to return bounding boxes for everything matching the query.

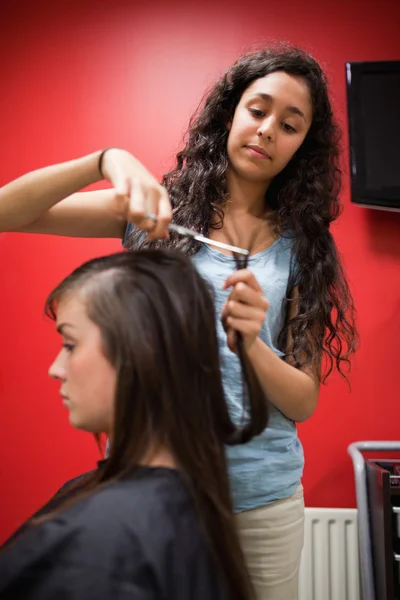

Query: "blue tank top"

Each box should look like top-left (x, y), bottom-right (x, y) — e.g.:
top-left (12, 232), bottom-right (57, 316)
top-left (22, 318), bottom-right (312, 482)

top-left (191, 236), bottom-right (304, 512)
top-left (123, 226), bottom-right (304, 512)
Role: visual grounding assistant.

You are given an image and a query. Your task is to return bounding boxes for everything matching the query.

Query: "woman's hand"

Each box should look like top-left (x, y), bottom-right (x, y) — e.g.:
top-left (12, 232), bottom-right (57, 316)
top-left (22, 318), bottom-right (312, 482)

top-left (101, 148), bottom-right (172, 240)
top-left (221, 269), bottom-right (269, 353)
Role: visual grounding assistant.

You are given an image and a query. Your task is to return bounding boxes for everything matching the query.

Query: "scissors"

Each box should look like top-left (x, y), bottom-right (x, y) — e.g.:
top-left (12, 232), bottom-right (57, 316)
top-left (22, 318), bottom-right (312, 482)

top-left (143, 212), bottom-right (249, 257)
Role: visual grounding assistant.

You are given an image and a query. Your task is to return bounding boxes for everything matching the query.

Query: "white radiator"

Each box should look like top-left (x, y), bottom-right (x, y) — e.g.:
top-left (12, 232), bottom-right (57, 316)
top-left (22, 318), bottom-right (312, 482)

top-left (299, 508), bottom-right (360, 600)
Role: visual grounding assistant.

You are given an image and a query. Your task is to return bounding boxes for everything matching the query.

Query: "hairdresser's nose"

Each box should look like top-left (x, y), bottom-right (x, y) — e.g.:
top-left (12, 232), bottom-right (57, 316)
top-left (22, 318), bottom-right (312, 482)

top-left (257, 116), bottom-right (276, 142)
top-left (48, 350), bottom-right (67, 382)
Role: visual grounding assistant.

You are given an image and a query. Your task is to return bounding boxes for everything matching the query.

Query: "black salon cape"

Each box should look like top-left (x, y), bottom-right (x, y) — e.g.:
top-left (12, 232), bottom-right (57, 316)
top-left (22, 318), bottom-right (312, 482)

top-left (0, 465), bottom-right (228, 599)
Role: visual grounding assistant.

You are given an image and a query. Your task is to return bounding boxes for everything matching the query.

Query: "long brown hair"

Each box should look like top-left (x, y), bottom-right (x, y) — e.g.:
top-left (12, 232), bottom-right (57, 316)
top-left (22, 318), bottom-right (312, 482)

top-left (42, 249), bottom-right (267, 600)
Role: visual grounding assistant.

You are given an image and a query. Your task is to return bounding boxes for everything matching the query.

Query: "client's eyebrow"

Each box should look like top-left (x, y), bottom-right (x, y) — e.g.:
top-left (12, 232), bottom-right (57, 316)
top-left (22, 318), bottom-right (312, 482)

top-left (56, 323), bottom-right (76, 335)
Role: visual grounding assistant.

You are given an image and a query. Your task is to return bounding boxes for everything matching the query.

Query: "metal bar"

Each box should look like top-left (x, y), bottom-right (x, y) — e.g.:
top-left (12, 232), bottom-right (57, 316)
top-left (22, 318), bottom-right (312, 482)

top-left (348, 441), bottom-right (400, 600)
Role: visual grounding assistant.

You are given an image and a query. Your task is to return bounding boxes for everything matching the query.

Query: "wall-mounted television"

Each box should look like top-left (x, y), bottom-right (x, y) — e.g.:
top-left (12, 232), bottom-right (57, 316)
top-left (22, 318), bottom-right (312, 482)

top-left (346, 59), bottom-right (400, 211)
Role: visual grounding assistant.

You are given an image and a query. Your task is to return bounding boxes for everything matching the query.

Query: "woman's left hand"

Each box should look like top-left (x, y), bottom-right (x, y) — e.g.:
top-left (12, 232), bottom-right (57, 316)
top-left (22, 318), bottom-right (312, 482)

top-left (221, 269), bottom-right (269, 353)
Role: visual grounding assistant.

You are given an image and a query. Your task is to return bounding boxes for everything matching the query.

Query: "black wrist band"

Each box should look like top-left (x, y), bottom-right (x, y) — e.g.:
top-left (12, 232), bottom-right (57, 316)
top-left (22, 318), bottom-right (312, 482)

top-left (98, 148), bottom-right (113, 179)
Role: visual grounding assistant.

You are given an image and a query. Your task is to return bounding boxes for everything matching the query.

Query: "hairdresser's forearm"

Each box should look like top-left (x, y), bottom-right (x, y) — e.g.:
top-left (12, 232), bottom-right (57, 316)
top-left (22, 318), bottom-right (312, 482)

top-left (0, 151), bottom-right (101, 230)
top-left (247, 337), bottom-right (319, 422)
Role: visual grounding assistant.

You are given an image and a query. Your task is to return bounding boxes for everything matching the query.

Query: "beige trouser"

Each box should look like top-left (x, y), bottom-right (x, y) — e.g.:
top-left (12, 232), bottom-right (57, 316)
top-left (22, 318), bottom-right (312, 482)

top-left (235, 485), bottom-right (305, 600)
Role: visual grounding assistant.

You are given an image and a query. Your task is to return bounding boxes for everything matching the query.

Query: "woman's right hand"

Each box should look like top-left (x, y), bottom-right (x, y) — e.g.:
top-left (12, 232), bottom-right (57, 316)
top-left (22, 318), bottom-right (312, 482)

top-left (100, 148), bottom-right (172, 240)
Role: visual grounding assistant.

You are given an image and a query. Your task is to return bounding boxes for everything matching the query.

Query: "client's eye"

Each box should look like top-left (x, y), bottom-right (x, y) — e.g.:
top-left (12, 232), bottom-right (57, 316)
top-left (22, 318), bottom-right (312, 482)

top-left (63, 343), bottom-right (75, 353)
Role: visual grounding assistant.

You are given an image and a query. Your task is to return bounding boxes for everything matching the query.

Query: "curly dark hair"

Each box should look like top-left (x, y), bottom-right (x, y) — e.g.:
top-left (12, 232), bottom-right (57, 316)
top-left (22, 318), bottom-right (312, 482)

top-left (126, 43), bottom-right (358, 382)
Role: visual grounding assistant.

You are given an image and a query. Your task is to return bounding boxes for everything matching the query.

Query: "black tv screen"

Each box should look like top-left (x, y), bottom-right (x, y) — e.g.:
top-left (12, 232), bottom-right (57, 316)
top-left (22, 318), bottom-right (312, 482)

top-left (346, 60), bottom-right (400, 211)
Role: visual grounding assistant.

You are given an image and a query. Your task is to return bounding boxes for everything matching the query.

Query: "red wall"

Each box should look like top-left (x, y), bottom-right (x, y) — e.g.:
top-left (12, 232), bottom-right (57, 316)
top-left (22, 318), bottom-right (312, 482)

top-left (1, 0), bottom-right (399, 543)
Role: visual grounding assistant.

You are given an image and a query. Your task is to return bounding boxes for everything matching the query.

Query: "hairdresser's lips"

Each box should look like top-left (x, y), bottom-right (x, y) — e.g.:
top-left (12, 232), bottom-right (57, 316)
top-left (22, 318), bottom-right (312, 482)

top-left (246, 145), bottom-right (272, 160)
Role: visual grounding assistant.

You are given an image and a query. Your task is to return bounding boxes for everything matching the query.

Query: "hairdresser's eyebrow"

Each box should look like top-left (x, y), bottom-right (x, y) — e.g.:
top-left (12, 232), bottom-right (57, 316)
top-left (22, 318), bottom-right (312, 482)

top-left (250, 93), bottom-right (307, 123)
top-left (56, 323), bottom-right (77, 335)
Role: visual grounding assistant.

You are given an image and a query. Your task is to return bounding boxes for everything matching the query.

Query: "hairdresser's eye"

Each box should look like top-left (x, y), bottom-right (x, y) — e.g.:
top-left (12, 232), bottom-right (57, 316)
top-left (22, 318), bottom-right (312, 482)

top-left (249, 108), bottom-right (265, 118)
top-left (63, 343), bottom-right (75, 353)
top-left (282, 122), bottom-right (296, 134)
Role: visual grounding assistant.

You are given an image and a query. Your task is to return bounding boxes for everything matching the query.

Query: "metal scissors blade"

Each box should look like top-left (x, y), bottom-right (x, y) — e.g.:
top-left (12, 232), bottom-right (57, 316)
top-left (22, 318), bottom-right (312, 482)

top-left (143, 213), bottom-right (249, 256)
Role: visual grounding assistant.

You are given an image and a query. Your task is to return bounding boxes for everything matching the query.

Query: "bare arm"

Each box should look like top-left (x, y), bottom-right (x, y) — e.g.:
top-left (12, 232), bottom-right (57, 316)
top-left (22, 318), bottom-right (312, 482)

top-left (222, 271), bottom-right (320, 423)
top-left (246, 286), bottom-right (320, 422)
top-left (0, 149), bottom-right (172, 239)
top-left (16, 190), bottom-right (126, 239)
